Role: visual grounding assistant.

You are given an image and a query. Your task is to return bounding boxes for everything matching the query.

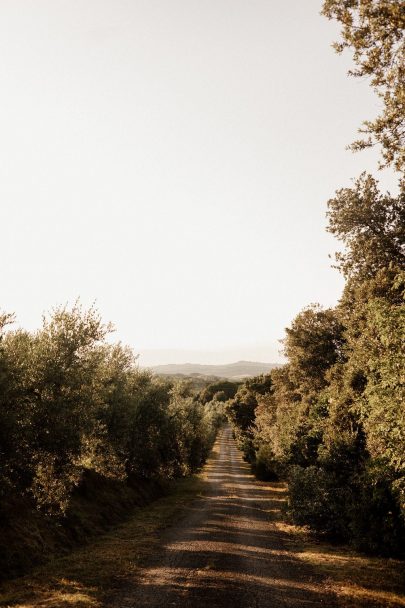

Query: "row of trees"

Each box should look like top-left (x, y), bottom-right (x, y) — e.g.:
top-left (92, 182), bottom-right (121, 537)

top-left (0, 305), bottom-right (223, 514)
top-left (229, 180), bottom-right (404, 554)
top-left (228, 0), bottom-right (404, 556)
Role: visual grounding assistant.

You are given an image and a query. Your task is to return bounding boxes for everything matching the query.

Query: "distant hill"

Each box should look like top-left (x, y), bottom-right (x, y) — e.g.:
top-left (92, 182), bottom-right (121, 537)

top-left (148, 361), bottom-right (281, 380)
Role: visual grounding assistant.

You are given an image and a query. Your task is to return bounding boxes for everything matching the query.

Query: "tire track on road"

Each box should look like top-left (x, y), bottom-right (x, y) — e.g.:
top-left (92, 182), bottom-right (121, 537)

top-left (112, 426), bottom-right (337, 608)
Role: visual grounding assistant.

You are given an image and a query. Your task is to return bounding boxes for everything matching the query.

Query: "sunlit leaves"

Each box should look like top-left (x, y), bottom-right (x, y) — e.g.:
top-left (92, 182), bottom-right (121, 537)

top-left (322, 0), bottom-right (405, 171)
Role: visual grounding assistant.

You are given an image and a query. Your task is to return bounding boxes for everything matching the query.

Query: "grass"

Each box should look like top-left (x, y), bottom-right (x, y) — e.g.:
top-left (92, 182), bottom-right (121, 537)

top-left (274, 518), bottom-right (405, 608)
top-left (0, 475), bottom-right (204, 608)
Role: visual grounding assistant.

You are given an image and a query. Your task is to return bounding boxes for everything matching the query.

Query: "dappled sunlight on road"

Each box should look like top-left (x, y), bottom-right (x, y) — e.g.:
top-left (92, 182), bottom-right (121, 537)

top-left (115, 426), bottom-right (339, 607)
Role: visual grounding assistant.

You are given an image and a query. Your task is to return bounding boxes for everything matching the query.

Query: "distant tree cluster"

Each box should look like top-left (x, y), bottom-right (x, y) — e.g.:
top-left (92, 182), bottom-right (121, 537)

top-left (0, 305), bottom-right (224, 514)
top-left (228, 0), bottom-right (405, 557)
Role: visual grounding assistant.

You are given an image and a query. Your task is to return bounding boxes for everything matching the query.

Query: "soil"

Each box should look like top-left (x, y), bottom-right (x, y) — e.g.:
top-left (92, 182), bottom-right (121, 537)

top-left (109, 426), bottom-right (338, 608)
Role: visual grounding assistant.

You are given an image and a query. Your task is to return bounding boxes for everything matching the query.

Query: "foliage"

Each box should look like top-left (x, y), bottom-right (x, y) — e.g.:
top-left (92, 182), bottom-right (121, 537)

top-left (250, 2), bottom-right (405, 555)
top-left (327, 173), bottom-right (405, 281)
top-left (226, 374), bottom-right (272, 464)
top-left (198, 379), bottom-right (240, 404)
top-left (0, 306), bottom-right (222, 514)
top-left (352, 272), bottom-right (405, 515)
top-left (283, 305), bottom-right (345, 394)
top-left (322, 0), bottom-right (405, 171)
top-left (226, 175), bottom-right (405, 555)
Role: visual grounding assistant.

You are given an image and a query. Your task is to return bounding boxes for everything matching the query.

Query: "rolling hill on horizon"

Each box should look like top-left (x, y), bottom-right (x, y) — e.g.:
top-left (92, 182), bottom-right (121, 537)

top-left (147, 360), bottom-right (281, 379)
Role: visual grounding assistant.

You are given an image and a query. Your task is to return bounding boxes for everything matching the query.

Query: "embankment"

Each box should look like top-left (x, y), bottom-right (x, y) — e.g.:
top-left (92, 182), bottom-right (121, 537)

top-left (0, 471), bottom-right (165, 580)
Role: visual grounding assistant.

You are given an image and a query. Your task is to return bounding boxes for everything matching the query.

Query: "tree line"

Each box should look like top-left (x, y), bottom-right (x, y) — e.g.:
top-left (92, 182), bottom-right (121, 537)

top-left (228, 0), bottom-right (404, 557)
top-left (0, 304), bottom-right (224, 515)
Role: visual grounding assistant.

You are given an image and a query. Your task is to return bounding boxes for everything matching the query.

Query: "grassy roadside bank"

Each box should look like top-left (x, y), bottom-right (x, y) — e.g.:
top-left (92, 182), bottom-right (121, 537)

top-left (0, 474), bottom-right (205, 608)
top-left (274, 516), bottom-right (405, 608)
top-left (0, 471), bottom-right (167, 581)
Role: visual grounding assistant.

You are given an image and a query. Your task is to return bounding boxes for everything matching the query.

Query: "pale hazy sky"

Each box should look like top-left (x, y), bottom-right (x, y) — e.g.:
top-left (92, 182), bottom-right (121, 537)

top-left (1, 1), bottom-right (395, 365)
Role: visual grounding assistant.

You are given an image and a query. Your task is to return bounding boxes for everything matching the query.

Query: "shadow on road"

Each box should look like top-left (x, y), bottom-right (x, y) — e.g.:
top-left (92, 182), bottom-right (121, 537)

top-left (115, 428), bottom-right (338, 607)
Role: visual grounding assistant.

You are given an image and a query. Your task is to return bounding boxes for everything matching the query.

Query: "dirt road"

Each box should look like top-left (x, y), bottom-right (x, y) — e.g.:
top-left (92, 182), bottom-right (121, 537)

top-left (113, 426), bottom-right (336, 608)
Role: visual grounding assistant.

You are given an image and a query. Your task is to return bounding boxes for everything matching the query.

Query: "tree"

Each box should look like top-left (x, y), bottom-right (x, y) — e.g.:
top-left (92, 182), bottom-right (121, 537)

top-left (198, 380), bottom-right (239, 404)
top-left (340, 270), bottom-right (405, 516)
top-left (327, 173), bottom-right (405, 282)
top-left (322, 0), bottom-right (405, 171)
top-left (283, 304), bottom-right (345, 394)
top-left (0, 313), bottom-right (23, 496)
top-left (226, 375), bottom-right (273, 462)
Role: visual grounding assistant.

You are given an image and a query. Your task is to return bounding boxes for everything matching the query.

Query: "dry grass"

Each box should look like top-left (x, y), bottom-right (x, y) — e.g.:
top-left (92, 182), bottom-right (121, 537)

top-left (0, 476), bottom-right (204, 608)
top-left (297, 543), bottom-right (405, 608)
top-left (274, 511), bottom-right (405, 608)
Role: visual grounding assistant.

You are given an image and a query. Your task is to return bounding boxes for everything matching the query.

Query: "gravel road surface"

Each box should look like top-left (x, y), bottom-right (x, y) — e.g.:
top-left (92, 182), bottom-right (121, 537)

top-left (113, 426), bottom-right (337, 608)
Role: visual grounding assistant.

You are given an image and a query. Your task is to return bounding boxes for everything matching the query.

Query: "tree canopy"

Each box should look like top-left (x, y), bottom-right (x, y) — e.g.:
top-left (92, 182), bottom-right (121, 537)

top-left (326, 172), bottom-right (405, 281)
top-left (322, 0), bottom-right (405, 171)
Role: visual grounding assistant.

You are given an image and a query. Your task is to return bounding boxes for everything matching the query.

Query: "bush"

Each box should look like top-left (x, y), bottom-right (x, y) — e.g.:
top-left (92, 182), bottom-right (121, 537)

top-left (0, 305), bottom-right (222, 515)
top-left (288, 465), bottom-right (352, 539)
top-left (253, 444), bottom-right (279, 481)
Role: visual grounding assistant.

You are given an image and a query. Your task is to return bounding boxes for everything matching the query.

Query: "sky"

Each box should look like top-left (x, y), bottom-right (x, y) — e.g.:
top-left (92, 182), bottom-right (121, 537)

top-left (0, 1), bottom-right (396, 365)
